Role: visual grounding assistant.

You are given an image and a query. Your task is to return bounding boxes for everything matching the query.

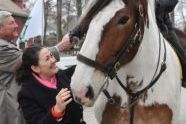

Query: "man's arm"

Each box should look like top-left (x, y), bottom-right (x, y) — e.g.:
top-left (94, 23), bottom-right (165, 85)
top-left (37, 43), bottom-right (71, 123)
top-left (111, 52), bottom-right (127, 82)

top-left (0, 44), bottom-right (22, 72)
top-left (49, 34), bottom-right (73, 62)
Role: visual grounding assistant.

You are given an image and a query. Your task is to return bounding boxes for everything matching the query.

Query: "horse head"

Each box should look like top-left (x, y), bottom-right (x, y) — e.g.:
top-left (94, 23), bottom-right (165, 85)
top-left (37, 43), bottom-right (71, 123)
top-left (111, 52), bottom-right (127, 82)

top-left (71, 0), bottom-right (149, 106)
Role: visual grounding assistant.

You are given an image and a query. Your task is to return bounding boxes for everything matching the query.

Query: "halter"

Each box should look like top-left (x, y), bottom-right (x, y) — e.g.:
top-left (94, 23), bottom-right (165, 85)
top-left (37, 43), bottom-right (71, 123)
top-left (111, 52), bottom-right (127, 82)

top-left (77, 2), bottom-right (167, 124)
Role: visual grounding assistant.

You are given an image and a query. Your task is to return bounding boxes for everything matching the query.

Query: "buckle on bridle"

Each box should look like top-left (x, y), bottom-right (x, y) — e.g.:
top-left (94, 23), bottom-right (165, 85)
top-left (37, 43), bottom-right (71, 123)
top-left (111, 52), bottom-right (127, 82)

top-left (133, 28), bottom-right (142, 42)
top-left (114, 62), bottom-right (120, 71)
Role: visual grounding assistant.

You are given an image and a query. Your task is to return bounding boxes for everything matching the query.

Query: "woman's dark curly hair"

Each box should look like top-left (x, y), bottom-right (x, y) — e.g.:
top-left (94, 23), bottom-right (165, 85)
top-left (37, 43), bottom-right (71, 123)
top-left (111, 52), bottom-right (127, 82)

top-left (16, 46), bottom-right (42, 85)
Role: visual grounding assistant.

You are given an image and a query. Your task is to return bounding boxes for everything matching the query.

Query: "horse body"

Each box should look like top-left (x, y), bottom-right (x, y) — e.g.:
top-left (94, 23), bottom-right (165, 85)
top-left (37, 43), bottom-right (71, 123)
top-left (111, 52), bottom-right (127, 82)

top-left (71, 0), bottom-right (182, 124)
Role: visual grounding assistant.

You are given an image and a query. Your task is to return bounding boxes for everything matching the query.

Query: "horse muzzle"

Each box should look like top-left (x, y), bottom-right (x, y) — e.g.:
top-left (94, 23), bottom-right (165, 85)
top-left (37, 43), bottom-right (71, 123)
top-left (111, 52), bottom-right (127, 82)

top-left (71, 85), bottom-right (95, 106)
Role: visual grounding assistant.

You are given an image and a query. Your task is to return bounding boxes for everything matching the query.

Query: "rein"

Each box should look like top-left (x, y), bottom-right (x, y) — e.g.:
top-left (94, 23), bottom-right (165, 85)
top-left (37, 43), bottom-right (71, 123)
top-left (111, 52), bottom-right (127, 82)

top-left (76, 2), bottom-right (167, 124)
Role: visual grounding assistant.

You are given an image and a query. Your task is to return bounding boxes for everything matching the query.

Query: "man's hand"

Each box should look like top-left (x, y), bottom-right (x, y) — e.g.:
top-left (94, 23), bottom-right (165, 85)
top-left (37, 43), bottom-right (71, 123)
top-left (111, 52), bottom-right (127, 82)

top-left (56, 34), bottom-right (74, 52)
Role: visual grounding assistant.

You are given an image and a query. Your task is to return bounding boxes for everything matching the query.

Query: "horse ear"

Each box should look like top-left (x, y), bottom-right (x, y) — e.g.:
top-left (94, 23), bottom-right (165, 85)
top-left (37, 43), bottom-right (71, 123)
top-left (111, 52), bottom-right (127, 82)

top-left (122, 0), bottom-right (128, 4)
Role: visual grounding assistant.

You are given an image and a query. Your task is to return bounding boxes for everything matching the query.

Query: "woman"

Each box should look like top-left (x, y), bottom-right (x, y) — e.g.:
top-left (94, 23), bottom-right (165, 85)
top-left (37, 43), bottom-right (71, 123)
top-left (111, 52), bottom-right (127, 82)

top-left (16, 46), bottom-right (84, 124)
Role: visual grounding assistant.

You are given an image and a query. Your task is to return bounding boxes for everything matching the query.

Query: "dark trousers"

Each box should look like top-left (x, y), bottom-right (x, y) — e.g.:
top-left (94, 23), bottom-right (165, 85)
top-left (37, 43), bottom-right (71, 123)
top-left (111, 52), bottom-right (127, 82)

top-left (165, 30), bottom-right (186, 61)
top-left (164, 29), bottom-right (186, 84)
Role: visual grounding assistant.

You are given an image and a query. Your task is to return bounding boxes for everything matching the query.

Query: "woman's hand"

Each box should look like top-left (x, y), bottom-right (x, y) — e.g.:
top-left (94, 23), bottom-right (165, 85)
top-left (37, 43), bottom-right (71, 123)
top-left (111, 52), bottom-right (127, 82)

top-left (54, 88), bottom-right (72, 114)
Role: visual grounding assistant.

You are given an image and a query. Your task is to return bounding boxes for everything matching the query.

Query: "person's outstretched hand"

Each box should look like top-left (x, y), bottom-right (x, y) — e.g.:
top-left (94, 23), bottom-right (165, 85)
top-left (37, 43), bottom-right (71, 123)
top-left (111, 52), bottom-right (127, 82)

top-left (56, 34), bottom-right (74, 52)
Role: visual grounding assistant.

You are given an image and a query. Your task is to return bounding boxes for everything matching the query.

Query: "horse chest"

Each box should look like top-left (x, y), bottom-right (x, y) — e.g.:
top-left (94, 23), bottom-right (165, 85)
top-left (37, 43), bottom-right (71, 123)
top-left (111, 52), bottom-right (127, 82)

top-left (101, 101), bottom-right (173, 124)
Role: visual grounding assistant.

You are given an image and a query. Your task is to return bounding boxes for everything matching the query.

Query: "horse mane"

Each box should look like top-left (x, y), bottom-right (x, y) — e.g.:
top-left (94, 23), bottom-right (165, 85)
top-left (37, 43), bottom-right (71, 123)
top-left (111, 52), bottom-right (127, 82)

top-left (127, 0), bottom-right (149, 26)
top-left (139, 0), bottom-right (149, 25)
top-left (113, 0), bottom-right (149, 26)
top-left (84, 0), bottom-right (112, 19)
top-left (77, 0), bottom-right (113, 36)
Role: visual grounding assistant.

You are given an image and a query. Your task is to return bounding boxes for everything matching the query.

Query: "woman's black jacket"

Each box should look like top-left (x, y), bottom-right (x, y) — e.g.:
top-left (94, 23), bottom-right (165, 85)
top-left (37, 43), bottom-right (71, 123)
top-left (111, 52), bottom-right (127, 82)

top-left (18, 67), bottom-right (83, 124)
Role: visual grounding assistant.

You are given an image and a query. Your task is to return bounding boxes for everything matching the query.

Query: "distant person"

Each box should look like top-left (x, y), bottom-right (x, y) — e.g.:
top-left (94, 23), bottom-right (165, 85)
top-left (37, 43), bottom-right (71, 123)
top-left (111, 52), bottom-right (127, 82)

top-left (16, 46), bottom-right (84, 124)
top-left (0, 10), bottom-right (73, 124)
top-left (155, 0), bottom-right (186, 86)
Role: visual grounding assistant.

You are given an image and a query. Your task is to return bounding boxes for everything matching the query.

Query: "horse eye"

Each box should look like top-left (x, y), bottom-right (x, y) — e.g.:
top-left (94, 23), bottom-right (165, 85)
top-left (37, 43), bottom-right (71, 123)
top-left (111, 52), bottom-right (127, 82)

top-left (118, 16), bottom-right (129, 25)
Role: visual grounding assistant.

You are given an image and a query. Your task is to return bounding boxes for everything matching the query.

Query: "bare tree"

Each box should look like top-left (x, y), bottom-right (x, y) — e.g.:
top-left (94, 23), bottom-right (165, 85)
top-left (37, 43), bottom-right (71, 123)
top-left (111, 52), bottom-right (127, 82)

top-left (43, 0), bottom-right (51, 44)
top-left (76, 0), bottom-right (82, 17)
top-left (57, 0), bottom-right (62, 42)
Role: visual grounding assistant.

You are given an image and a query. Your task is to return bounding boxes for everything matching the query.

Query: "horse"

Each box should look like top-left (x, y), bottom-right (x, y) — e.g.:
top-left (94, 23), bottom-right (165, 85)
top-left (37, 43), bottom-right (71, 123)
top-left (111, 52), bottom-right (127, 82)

top-left (70, 0), bottom-right (182, 124)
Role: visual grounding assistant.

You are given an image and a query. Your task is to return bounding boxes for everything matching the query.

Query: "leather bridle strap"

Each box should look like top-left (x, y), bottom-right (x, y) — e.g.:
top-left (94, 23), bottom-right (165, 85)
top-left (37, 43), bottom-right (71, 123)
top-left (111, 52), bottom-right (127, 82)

top-left (77, 54), bottom-right (108, 72)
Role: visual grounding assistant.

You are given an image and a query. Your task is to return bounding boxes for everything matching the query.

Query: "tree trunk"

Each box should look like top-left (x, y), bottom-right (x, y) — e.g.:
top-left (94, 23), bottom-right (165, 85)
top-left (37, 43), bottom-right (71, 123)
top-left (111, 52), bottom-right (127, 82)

top-left (43, 0), bottom-right (49, 45)
top-left (57, 0), bottom-right (62, 42)
top-left (76, 0), bottom-right (82, 18)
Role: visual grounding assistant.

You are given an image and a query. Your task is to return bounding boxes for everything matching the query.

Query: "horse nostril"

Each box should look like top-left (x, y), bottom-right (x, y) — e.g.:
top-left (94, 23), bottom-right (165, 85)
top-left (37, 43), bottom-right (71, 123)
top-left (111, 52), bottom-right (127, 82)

top-left (75, 96), bottom-right (82, 103)
top-left (86, 85), bottom-right (94, 99)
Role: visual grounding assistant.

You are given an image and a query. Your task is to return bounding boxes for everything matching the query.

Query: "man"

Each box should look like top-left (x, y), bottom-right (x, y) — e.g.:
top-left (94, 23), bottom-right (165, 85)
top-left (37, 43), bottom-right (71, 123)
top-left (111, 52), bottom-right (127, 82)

top-left (155, 0), bottom-right (186, 87)
top-left (0, 11), bottom-right (73, 124)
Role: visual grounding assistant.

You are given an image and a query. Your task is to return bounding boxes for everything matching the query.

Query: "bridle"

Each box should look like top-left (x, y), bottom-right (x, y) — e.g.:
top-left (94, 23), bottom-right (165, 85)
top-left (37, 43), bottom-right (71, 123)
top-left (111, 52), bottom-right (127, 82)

top-left (77, 5), bottom-right (144, 79)
top-left (76, 2), bottom-right (167, 124)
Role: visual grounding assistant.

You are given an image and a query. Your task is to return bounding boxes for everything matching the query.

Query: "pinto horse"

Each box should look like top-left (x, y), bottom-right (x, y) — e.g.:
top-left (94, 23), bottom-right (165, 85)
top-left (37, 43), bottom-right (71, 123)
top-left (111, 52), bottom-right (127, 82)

top-left (71, 0), bottom-right (182, 124)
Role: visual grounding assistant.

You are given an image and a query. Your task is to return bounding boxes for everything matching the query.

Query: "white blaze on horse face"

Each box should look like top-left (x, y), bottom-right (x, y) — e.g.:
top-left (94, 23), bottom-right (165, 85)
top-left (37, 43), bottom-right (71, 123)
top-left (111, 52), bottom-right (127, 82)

top-left (71, 0), bottom-right (125, 105)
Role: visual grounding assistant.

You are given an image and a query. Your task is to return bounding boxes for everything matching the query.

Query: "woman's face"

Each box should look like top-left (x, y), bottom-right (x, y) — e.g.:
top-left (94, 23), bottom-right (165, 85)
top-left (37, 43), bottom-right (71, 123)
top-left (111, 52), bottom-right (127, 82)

top-left (33, 48), bottom-right (57, 79)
